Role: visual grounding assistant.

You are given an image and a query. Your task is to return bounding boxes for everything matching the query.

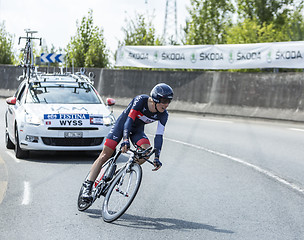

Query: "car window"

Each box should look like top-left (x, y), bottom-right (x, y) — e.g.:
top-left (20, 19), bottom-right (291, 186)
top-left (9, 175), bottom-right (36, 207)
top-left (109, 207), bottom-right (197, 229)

top-left (16, 84), bottom-right (27, 102)
top-left (26, 82), bottom-right (102, 104)
top-left (14, 81), bottom-right (25, 97)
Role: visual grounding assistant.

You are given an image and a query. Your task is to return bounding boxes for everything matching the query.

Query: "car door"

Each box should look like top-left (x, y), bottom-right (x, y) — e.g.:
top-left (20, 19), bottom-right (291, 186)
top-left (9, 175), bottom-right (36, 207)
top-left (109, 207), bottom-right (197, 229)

top-left (7, 82), bottom-right (27, 141)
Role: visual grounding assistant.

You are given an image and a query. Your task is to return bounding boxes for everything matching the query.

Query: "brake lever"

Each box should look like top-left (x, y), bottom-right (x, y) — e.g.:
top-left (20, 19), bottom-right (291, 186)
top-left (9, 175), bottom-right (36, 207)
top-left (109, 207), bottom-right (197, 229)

top-left (142, 148), bottom-right (156, 166)
top-left (146, 148), bottom-right (155, 157)
top-left (130, 147), bottom-right (155, 161)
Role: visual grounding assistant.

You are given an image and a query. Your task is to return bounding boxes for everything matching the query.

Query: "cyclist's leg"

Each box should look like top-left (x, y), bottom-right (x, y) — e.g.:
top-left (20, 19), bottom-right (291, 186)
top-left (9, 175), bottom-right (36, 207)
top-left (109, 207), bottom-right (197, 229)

top-left (81, 143), bottom-right (116, 201)
top-left (88, 122), bottom-right (123, 182)
top-left (87, 145), bottom-right (115, 181)
top-left (130, 131), bottom-right (151, 165)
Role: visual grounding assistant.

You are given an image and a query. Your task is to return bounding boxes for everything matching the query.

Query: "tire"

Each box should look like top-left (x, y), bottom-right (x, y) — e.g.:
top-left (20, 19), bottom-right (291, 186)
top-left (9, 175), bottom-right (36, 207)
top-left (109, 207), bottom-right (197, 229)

top-left (102, 163), bottom-right (142, 223)
top-left (14, 126), bottom-right (29, 159)
top-left (5, 129), bottom-right (14, 149)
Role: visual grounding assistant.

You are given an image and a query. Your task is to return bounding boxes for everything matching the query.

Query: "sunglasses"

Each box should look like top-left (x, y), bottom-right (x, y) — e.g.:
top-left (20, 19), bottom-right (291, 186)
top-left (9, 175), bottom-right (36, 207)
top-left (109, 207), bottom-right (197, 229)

top-left (159, 98), bottom-right (172, 104)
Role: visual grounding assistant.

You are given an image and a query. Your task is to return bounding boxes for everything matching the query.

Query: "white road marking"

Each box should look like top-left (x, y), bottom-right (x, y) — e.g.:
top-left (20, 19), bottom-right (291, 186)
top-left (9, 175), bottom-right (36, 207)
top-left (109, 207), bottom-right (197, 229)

top-left (0, 155), bottom-right (8, 204)
top-left (5, 151), bottom-right (20, 163)
top-left (186, 117), bottom-right (233, 123)
top-left (0, 156), bottom-right (5, 164)
top-left (289, 128), bottom-right (304, 132)
top-left (21, 181), bottom-right (30, 205)
top-left (0, 181), bottom-right (8, 204)
top-left (164, 137), bottom-right (304, 195)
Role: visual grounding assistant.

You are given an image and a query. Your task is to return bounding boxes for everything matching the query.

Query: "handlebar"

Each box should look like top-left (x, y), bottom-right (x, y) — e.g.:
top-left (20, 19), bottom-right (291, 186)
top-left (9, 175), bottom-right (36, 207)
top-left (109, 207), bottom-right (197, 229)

top-left (18, 36), bottom-right (42, 45)
top-left (125, 146), bottom-right (156, 165)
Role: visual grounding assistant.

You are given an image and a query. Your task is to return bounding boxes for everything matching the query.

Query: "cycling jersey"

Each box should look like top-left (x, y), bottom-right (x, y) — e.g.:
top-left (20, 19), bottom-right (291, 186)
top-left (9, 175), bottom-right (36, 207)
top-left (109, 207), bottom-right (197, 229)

top-left (105, 94), bottom-right (168, 158)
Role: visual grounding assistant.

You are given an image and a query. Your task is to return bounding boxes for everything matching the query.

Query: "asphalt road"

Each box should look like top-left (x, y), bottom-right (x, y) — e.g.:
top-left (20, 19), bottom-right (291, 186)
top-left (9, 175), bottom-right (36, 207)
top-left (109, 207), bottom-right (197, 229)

top-left (1, 98), bottom-right (304, 240)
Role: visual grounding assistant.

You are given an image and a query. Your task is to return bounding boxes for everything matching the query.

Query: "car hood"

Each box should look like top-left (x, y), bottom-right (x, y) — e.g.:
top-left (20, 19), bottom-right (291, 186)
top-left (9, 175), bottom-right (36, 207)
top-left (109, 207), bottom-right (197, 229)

top-left (24, 104), bottom-right (112, 117)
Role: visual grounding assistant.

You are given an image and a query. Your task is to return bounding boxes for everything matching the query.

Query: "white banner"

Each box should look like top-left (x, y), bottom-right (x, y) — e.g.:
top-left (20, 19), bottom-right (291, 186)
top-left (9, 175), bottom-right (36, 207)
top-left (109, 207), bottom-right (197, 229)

top-left (115, 42), bottom-right (304, 69)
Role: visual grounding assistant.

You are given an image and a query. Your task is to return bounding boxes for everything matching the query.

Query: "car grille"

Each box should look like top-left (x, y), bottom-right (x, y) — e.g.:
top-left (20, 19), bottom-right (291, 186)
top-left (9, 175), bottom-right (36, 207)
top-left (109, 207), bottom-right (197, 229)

top-left (41, 137), bottom-right (104, 146)
top-left (47, 127), bottom-right (99, 130)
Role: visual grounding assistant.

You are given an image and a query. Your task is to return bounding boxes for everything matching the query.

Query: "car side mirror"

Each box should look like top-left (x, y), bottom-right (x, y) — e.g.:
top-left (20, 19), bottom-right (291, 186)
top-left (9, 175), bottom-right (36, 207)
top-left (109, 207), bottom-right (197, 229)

top-left (106, 98), bottom-right (116, 106)
top-left (6, 97), bottom-right (17, 105)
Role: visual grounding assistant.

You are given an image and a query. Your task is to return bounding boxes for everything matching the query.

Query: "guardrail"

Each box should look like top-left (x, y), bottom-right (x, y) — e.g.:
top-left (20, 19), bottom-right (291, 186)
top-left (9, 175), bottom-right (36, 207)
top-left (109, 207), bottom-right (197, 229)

top-left (1, 65), bottom-right (304, 122)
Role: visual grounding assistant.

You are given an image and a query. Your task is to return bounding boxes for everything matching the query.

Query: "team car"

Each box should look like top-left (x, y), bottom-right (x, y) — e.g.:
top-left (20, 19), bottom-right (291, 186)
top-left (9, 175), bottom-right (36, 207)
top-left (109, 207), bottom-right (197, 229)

top-left (5, 71), bottom-right (116, 159)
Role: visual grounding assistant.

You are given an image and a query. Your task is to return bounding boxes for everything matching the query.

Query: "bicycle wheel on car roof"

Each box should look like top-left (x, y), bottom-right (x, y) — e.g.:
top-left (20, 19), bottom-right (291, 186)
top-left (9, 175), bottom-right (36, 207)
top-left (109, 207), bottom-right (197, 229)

top-left (102, 163), bottom-right (142, 223)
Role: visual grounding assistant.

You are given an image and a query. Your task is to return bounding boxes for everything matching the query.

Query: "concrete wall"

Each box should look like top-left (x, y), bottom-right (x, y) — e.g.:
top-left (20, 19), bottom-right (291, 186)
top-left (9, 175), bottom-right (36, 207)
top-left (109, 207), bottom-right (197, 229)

top-left (0, 65), bottom-right (24, 89)
top-left (1, 65), bottom-right (304, 122)
top-left (96, 69), bottom-right (304, 122)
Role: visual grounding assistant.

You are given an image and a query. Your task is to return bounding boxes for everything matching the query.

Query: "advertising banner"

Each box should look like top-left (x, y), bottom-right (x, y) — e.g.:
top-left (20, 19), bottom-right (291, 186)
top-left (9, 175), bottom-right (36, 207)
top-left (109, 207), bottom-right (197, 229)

top-left (115, 42), bottom-right (304, 69)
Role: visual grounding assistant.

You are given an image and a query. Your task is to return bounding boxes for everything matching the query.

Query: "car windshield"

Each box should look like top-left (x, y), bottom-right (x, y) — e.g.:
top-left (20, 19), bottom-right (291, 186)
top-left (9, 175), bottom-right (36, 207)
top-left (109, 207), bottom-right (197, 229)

top-left (26, 81), bottom-right (102, 104)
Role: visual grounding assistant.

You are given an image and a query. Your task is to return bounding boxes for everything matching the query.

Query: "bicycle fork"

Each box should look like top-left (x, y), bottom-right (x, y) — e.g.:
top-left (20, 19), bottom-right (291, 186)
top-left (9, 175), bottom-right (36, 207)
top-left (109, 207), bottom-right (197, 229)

top-left (115, 170), bottom-right (134, 197)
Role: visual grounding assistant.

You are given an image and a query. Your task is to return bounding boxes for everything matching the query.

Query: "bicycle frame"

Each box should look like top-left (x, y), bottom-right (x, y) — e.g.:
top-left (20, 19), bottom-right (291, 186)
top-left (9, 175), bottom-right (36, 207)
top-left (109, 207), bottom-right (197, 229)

top-left (90, 155), bottom-right (120, 201)
top-left (77, 146), bottom-right (156, 214)
top-left (90, 147), bottom-right (155, 203)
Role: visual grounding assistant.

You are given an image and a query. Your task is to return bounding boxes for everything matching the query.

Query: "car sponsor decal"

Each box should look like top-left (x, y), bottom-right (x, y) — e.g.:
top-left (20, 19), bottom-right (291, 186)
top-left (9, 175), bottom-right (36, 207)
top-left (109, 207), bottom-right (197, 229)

top-left (43, 114), bottom-right (103, 127)
top-left (89, 115), bottom-right (103, 125)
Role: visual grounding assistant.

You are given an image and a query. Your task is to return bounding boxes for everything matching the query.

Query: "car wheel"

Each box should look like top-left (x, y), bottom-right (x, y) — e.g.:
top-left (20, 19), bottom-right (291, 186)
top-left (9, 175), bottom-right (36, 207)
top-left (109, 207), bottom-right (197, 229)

top-left (5, 128), bottom-right (15, 149)
top-left (14, 126), bottom-right (29, 159)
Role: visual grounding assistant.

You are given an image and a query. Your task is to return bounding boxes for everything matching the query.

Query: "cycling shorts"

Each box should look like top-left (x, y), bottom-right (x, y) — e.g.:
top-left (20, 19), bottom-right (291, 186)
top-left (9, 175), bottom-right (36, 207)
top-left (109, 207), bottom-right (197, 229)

top-left (104, 124), bottom-right (150, 150)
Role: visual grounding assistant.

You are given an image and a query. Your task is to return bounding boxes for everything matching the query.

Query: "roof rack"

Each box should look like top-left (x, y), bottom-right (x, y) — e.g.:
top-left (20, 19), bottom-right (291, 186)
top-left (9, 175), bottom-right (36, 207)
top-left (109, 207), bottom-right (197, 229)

top-left (26, 70), bottom-right (94, 85)
top-left (18, 30), bottom-right (95, 85)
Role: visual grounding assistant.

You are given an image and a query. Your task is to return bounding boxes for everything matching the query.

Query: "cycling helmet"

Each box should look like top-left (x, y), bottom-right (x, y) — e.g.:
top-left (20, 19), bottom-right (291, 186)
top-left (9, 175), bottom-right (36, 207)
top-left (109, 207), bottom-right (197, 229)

top-left (150, 83), bottom-right (174, 103)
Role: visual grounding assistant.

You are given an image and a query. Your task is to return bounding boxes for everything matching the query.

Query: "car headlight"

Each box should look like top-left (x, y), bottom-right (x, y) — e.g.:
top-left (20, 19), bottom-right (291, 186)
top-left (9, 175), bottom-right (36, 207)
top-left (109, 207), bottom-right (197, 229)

top-left (103, 114), bottom-right (115, 126)
top-left (25, 113), bottom-right (41, 126)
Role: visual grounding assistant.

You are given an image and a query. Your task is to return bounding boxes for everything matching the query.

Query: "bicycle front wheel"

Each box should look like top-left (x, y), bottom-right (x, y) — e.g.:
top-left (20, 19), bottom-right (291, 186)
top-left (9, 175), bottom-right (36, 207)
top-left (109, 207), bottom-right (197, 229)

top-left (102, 163), bottom-right (142, 223)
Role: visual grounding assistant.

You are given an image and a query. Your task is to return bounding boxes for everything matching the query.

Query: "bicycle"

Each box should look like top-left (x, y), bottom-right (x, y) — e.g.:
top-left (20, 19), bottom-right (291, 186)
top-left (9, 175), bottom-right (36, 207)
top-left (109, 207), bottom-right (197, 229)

top-left (77, 146), bottom-right (156, 223)
top-left (18, 29), bottom-right (42, 80)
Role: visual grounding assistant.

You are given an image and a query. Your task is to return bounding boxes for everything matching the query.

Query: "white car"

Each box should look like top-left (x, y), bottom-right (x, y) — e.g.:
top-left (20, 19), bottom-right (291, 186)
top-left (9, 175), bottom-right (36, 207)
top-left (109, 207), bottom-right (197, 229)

top-left (5, 72), bottom-right (116, 159)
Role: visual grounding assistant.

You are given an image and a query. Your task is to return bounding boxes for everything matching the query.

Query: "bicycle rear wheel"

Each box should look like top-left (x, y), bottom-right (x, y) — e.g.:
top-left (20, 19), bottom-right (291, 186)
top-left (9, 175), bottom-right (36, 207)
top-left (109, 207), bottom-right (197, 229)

top-left (102, 163), bottom-right (142, 223)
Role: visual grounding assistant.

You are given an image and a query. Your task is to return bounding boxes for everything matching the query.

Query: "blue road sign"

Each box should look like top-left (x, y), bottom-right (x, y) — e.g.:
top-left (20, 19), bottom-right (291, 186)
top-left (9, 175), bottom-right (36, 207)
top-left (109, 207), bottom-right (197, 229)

top-left (41, 53), bottom-right (65, 63)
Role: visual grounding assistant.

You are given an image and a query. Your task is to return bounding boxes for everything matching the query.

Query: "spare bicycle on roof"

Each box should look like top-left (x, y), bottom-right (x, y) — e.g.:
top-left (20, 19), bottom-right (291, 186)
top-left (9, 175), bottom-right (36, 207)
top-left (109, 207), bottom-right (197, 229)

top-left (18, 29), bottom-right (42, 81)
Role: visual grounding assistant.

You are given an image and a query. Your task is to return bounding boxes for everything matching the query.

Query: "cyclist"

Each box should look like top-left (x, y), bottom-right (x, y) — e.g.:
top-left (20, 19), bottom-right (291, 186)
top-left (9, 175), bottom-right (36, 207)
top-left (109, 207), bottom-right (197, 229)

top-left (81, 83), bottom-right (174, 202)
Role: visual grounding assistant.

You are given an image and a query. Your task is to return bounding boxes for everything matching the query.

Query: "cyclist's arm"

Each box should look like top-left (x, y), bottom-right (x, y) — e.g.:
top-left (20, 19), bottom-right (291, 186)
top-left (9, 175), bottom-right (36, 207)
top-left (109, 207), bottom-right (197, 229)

top-left (123, 109), bottom-right (136, 140)
top-left (123, 96), bottom-right (144, 141)
top-left (154, 115), bottom-right (167, 159)
top-left (154, 134), bottom-right (163, 159)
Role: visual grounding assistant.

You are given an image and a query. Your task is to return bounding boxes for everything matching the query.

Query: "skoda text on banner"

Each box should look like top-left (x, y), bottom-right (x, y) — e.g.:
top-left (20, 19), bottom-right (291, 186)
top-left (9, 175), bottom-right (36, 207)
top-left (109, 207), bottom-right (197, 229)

top-left (115, 42), bottom-right (304, 69)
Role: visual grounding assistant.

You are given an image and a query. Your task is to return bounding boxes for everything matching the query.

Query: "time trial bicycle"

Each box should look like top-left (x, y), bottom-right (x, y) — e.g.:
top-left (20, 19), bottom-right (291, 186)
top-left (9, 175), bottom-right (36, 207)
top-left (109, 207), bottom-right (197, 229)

top-left (77, 146), bottom-right (155, 223)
